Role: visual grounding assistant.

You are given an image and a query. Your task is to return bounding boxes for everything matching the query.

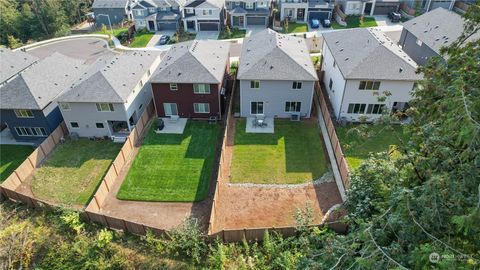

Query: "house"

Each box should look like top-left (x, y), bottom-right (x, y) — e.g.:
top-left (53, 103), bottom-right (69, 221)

top-left (226, 0), bottom-right (271, 29)
top-left (0, 49), bottom-right (38, 86)
top-left (0, 53), bottom-right (87, 144)
top-left (57, 51), bottom-right (162, 139)
top-left (237, 29), bottom-right (318, 118)
top-left (278, 0), bottom-right (334, 23)
top-left (321, 28), bottom-right (422, 122)
top-left (132, 0), bottom-right (185, 31)
top-left (401, 0), bottom-right (456, 14)
top-left (182, 0), bottom-right (225, 32)
top-left (338, 0), bottom-right (400, 16)
top-left (92, 0), bottom-right (136, 26)
top-left (399, 7), bottom-right (480, 66)
top-left (150, 40), bottom-right (230, 119)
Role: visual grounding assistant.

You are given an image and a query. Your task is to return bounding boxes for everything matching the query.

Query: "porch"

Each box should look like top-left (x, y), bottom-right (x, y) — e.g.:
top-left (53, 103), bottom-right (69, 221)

top-left (154, 117), bottom-right (187, 134)
top-left (246, 117), bottom-right (274, 133)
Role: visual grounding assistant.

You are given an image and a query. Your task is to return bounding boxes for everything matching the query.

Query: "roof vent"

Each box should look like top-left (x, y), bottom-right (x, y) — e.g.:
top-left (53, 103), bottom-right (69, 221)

top-left (177, 72), bottom-right (181, 76)
top-left (399, 68), bottom-right (403, 73)
top-left (345, 57), bottom-right (349, 61)
top-left (340, 48), bottom-right (344, 51)
top-left (270, 66), bottom-right (273, 70)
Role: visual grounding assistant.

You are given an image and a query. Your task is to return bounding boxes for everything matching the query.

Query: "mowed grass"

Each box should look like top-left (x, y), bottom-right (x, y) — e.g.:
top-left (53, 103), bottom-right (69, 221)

top-left (284, 22), bottom-right (308, 33)
top-left (230, 119), bottom-right (329, 184)
top-left (129, 31), bottom-right (154, 48)
top-left (0, 145), bottom-right (34, 182)
top-left (218, 28), bottom-right (246, 39)
top-left (336, 124), bottom-right (407, 170)
top-left (332, 16), bottom-right (377, 29)
top-left (117, 121), bottom-right (220, 202)
top-left (31, 139), bottom-right (121, 206)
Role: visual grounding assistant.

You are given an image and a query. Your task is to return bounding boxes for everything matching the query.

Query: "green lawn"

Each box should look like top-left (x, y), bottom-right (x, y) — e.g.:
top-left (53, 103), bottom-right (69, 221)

top-left (31, 139), bottom-right (121, 206)
top-left (92, 27), bottom-right (129, 36)
top-left (129, 31), bottom-right (154, 48)
top-left (336, 124), bottom-right (407, 170)
top-left (332, 16), bottom-right (378, 29)
top-left (284, 22), bottom-right (308, 33)
top-left (170, 32), bottom-right (197, 43)
top-left (230, 119), bottom-right (329, 184)
top-left (311, 55), bottom-right (321, 70)
top-left (117, 121), bottom-right (220, 202)
top-left (0, 145), bottom-right (34, 182)
top-left (218, 28), bottom-right (246, 39)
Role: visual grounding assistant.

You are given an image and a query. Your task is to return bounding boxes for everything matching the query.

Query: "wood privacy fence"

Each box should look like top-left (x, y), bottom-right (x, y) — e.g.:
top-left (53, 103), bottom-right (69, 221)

top-left (314, 82), bottom-right (350, 189)
top-left (0, 122), bottom-right (68, 205)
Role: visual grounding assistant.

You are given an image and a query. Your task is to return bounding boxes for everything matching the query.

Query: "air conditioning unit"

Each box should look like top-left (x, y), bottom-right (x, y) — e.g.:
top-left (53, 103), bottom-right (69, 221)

top-left (290, 113), bottom-right (300, 121)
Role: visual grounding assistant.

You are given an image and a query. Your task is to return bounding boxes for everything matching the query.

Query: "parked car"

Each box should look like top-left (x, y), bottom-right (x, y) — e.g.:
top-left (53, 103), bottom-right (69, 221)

top-left (322, 19), bottom-right (331, 27)
top-left (310, 19), bottom-right (320, 29)
top-left (159, 35), bottom-right (170, 45)
top-left (388, 12), bottom-right (401, 23)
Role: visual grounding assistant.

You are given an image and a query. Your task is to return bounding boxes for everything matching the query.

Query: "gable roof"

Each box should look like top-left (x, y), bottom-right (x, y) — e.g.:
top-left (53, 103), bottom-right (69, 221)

top-left (0, 49), bottom-right (39, 84)
top-left (0, 53), bottom-right (87, 110)
top-left (238, 29), bottom-right (318, 81)
top-left (59, 51), bottom-right (163, 103)
top-left (322, 28), bottom-right (421, 81)
top-left (92, 0), bottom-right (129, 9)
top-left (185, 0), bottom-right (223, 8)
top-left (151, 40), bottom-right (230, 84)
top-left (402, 7), bottom-right (480, 54)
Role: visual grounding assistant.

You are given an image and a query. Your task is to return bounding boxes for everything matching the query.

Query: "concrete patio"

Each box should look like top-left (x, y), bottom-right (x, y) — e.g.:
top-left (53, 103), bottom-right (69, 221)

top-left (246, 117), bottom-right (274, 133)
top-left (0, 128), bottom-right (34, 145)
top-left (154, 117), bottom-right (187, 134)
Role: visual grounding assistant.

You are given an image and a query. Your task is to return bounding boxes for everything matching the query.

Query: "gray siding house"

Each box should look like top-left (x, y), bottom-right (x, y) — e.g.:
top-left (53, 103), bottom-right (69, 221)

top-left (399, 8), bottom-right (480, 66)
top-left (132, 0), bottom-right (185, 31)
top-left (338, 0), bottom-right (399, 16)
top-left (403, 0), bottom-right (455, 13)
top-left (226, 0), bottom-right (271, 28)
top-left (92, 0), bottom-right (136, 26)
top-left (278, 0), bottom-right (333, 22)
top-left (57, 51), bottom-right (162, 140)
top-left (183, 0), bottom-right (225, 32)
top-left (237, 29), bottom-right (318, 118)
top-left (0, 53), bottom-right (87, 144)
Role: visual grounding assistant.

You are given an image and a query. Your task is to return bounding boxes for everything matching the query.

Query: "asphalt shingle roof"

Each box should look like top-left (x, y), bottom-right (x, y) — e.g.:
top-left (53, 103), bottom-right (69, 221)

top-left (92, 0), bottom-right (129, 9)
top-left (323, 28), bottom-right (421, 81)
top-left (0, 53), bottom-right (87, 110)
top-left (237, 29), bottom-right (318, 81)
top-left (59, 51), bottom-right (163, 103)
top-left (0, 49), bottom-right (38, 84)
top-left (185, 0), bottom-right (223, 8)
top-left (402, 7), bottom-right (480, 54)
top-left (151, 40), bottom-right (230, 84)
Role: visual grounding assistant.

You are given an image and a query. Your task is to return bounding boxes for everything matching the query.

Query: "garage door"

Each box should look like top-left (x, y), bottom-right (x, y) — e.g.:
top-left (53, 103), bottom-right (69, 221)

top-left (246, 16), bottom-right (266, 26)
top-left (199, 22), bottom-right (219, 31)
top-left (373, 4), bottom-right (399, 15)
top-left (157, 22), bottom-right (177, 30)
top-left (308, 11), bottom-right (330, 21)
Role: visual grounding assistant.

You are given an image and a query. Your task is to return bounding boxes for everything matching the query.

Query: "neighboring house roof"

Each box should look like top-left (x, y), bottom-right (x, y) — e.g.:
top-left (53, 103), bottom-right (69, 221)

top-left (0, 53), bottom-right (87, 110)
top-left (59, 51), bottom-right (163, 103)
top-left (92, 0), bottom-right (129, 9)
top-left (402, 7), bottom-right (480, 54)
top-left (157, 11), bottom-right (180, 20)
top-left (185, 0), bottom-right (223, 8)
top-left (151, 40), bottom-right (230, 84)
top-left (238, 29), bottom-right (318, 81)
top-left (322, 28), bottom-right (421, 81)
top-left (230, 6), bottom-right (247, 14)
top-left (0, 48), bottom-right (39, 84)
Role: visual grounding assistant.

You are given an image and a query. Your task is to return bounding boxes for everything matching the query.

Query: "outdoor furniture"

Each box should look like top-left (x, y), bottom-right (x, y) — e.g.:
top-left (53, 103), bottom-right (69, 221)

top-left (253, 116), bottom-right (268, 128)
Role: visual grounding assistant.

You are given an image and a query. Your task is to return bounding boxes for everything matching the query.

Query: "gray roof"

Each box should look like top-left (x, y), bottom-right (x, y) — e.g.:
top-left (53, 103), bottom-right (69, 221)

top-left (92, 0), bottom-right (129, 8)
top-left (157, 11), bottom-right (180, 21)
top-left (0, 53), bottom-right (87, 110)
top-left (238, 29), bottom-right (318, 81)
top-left (0, 49), bottom-right (39, 84)
top-left (151, 40), bottom-right (230, 84)
top-left (59, 51), bottom-right (162, 103)
top-left (185, 0), bottom-right (223, 8)
top-left (322, 28), bottom-right (421, 81)
top-left (230, 6), bottom-right (247, 14)
top-left (402, 7), bottom-right (480, 54)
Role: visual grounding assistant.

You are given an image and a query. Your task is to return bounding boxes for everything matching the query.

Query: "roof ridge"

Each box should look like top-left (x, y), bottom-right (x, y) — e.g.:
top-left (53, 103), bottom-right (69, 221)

top-left (98, 69), bottom-right (125, 101)
top-left (19, 75), bottom-right (42, 109)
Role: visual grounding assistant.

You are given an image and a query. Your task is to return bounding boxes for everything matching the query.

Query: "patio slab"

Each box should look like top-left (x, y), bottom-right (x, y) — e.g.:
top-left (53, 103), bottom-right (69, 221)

top-left (0, 128), bottom-right (35, 145)
top-left (246, 117), bottom-right (274, 133)
top-left (155, 117), bottom-right (187, 134)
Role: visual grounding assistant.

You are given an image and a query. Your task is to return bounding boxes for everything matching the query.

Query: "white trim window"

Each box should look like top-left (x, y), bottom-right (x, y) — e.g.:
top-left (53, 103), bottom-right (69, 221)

top-left (138, 20), bottom-right (146, 26)
top-left (193, 84), bottom-right (210, 94)
top-left (186, 8), bottom-right (194, 14)
top-left (15, 127), bottom-right (47, 137)
top-left (59, 102), bottom-right (71, 111)
top-left (170, 83), bottom-right (178, 91)
top-left (96, 103), bottom-right (115, 112)
top-left (347, 103), bottom-right (366, 114)
top-left (14, 109), bottom-right (34, 118)
top-left (366, 104), bottom-right (385, 114)
top-left (250, 80), bottom-right (260, 89)
top-left (251, 101), bottom-right (264, 114)
top-left (292, 81), bottom-right (302, 89)
top-left (135, 10), bottom-right (144, 16)
top-left (96, 123), bottom-right (105, 128)
top-left (246, 2), bottom-right (253, 9)
top-left (70, 122), bottom-right (80, 129)
top-left (194, 103), bottom-right (210, 113)
top-left (149, 7), bottom-right (156, 13)
top-left (359, 80), bottom-right (381, 90)
top-left (285, 101), bottom-right (301, 112)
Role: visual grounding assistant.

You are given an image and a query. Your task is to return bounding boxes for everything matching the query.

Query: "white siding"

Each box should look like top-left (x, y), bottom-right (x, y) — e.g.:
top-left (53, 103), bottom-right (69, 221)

top-left (322, 41), bottom-right (346, 119)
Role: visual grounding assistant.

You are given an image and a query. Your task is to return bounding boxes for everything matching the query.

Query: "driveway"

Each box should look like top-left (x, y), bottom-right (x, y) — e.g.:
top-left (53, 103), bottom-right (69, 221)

top-left (146, 30), bottom-right (176, 47)
top-left (245, 26), bottom-right (266, 37)
top-left (196, 31), bottom-right (219, 40)
top-left (27, 38), bottom-right (114, 64)
top-left (373, 15), bottom-right (402, 26)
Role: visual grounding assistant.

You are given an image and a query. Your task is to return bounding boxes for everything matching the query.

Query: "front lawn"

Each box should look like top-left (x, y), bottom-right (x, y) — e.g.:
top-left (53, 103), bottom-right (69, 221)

top-left (0, 145), bottom-right (34, 182)
top-left (336, 124), bottom-right (407, 170)
top-left (31, 139), bottom-right (121, 206)
top-left (117, 121), bottom-right (220, 202)
top-left (283, 22), bottom-right (308, 33)
top-left (170, 32), bottom-right (197, 43)
top-left (230, 119), bottom-right (329, 184)
top-left (218, 28), bottom-right (246, 39)
top-left (92, 27), bottom-right (129, 36)
top-left (128, 31), bottom-right (154, 48)
top-left (332, 16), bottom-right (377, 29)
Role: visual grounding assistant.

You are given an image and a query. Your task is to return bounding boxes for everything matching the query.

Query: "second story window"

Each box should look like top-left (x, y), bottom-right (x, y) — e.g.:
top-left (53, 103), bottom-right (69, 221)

top-left (14, 109), bottom-right (34, 118)
top-left (250, 80), bottom-right (260, 89)
top-left (246, 2), bottom-right (253, 9)
top-left (186, 8), bottom-right (194, 14)
top-left (134, 10), bottom-right (144, 16)
top-left (149, 7), bottom-right (156, 13)
top-left (96, 103), bottom-right (114, 112)
top-left (193, 84), bottom-right (210, 94)
top-left (292, 81), bottom-right (302, 89)
top-left (170, 83), bottom-right (178, 91)
top-left (359, 81), bottom-right (381, 90)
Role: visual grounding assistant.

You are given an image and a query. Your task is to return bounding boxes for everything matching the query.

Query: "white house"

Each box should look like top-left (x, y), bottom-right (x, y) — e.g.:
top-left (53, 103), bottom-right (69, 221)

top-left (321, 28), bottom-right (422, 122)
top-left (183, 0), bottom-right (225, 32)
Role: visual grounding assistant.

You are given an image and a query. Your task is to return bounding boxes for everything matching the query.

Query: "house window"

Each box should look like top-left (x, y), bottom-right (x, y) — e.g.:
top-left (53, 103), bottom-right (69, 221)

top-left (329, 78), bottom-right (333, 90)
top-left (285, 102), bottom-right (301, 112)
top-left (209, 9), bottom-right (213, 15)
top-left (250, 80), bottom-right (260, 88)
top-left (366, 104), bottom-right (385, 114)
top-left (59, 102), bottom-right (71, 111)
top-left (14, 109), bottom-right (34, 118)
top-left (257, 1), bottom-right (266, 8)
top-left (149, 7), bottom-right (156, 13)
top-left (359, 81), bottom-right (380, 90)
top-left (135, 10), bottom-right (144, 16)
top-left (292, 81), bottom-right (302, 89)
top-left (15, 127), bottom-right (47, 137)
top-left (416, 39), bottom-right (423, 46)
top-left (170, 83), bottom-right (178, 91)
top-left (70, 122), bottom-right (80, 128)
top-left (193, 84), bottom-right (210, 94)
top-left (96, 103), bottom-right (114, 112)
top-left (194, 103), bottom-right (210, 113)
top-left (251, 101), bottom-right (264, 114)
top-left (347, 103), bottom-right (366, 114)
top-left (186, 8), bottom-right (194, 14)
top-left (246, 2), bottom-right (253, 9)
top-left (96, 123), bottom-right (105, 128)
top-left (138, 20), bottom-right (145, 26)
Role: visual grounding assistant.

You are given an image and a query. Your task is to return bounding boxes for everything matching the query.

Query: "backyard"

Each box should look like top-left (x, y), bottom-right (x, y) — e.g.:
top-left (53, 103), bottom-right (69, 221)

top-left (230, 119), bottom-right (329, 184)
top-left (332, 16), bottom-right (378, 29)
top-left (336, 124), bottom-right (407, 169)
top-left (0, 145), bottom-right (34, 182)
top-left (30, 139), bottom-right (121, 206)
top-left (117, 121), bottom-right (220, 202)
